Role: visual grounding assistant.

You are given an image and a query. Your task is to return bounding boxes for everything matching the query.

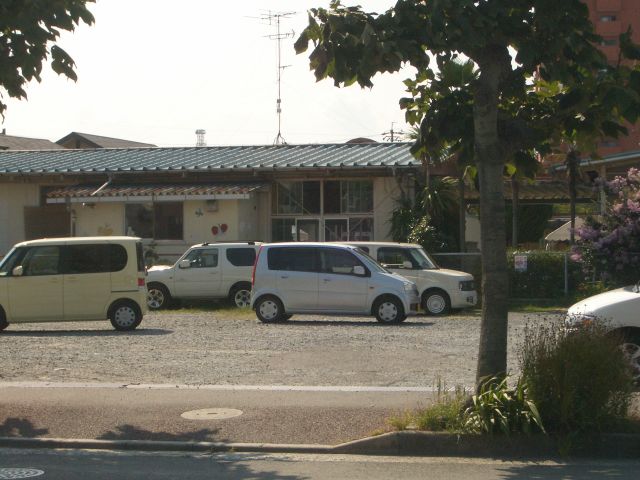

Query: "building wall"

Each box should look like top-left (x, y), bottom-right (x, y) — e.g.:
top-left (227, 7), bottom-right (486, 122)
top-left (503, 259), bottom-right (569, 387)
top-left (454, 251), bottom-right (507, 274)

top-left (74, 203), bottom-right (124, 237)
top-left (584, 0), bottom-right (640, 156)
top-left (373, 176), bottom-right (403, 241)
top-left (0, 183), bottom-right (40, 255)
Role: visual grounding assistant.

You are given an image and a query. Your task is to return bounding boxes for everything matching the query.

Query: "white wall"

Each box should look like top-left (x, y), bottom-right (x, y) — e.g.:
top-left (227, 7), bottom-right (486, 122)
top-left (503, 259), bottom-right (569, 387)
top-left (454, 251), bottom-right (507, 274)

top-left (74, 203), bottom-right (124, 237)
top-left (373, 176), bottom-right (406, 241)
top-left (0, 183), bottom-right (40, 255)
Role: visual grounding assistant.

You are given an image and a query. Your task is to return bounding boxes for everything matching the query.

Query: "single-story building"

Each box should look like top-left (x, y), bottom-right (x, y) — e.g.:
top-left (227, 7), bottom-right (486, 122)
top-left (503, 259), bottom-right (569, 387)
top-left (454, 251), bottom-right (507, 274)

top-left (0, 143), bottom-right (421, 260)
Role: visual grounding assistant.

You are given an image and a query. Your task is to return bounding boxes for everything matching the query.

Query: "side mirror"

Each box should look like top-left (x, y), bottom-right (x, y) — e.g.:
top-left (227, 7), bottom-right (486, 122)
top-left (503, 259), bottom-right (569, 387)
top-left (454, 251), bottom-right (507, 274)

top-left (178, 259), bottom-right (191, 269)
top-left (402, 260), bottom-right (413, 269)
top-left (353, 265), bottom-right (366, 276)
top-left (12, 265), bottom-right (24, 277)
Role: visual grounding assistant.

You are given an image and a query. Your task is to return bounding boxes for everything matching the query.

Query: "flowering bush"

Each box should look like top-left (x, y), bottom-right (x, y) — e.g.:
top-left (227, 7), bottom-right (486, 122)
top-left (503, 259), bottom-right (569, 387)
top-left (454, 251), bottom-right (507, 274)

top-left (573, 168), bottom-right (640, 286)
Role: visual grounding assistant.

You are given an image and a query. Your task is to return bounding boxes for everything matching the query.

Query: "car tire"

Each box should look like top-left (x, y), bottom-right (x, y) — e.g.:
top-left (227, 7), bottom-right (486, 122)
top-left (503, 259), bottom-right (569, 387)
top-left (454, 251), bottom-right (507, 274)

top-left (0, 308), bottom-right (8, 332)
top-left (255, 295), bottom-right (286, 323)
top-left (374, 296), bottom-right (406, 324)
top-left (147, 283), bottom-right (172, 310)
top-left (109, 300), bottom-right (143, 331)
top-left (422, 289), bottom-right (451, 316)
top-left (229, 284), bottom-right (252, 308)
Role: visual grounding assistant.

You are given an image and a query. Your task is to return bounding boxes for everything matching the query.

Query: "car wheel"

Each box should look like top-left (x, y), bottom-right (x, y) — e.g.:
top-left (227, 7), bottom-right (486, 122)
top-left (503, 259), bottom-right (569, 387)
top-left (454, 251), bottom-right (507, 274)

top-left (109, 301), bottom-right (142, 331)
top-left (0, 308), bottom-right (8, 332)
top-left (230, 284), bottom-right (252, 308)
top-left (147, 283), bottom-right (171, 310)
top-left (620, 332), bottom-right (640, 385)
top-left (374, 296), bottom-right (406, 324)
top-left (422, 289), bottom-right (451, 316)
top-left (255, 296), bottom-right (285, 323)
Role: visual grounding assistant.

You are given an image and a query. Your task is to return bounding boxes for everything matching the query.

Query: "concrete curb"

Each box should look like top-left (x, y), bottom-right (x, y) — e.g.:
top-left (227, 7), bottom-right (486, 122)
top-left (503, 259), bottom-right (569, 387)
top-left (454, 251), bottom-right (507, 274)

top-left (2, 432), bottom-right (640, 458)
top-left (0, 436), bottom-right (334, 455)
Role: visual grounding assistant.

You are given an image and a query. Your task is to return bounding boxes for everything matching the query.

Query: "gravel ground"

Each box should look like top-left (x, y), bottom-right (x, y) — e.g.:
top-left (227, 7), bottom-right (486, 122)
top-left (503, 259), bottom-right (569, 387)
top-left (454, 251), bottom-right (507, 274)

top-left (0, 309), bottom-right (563, 388)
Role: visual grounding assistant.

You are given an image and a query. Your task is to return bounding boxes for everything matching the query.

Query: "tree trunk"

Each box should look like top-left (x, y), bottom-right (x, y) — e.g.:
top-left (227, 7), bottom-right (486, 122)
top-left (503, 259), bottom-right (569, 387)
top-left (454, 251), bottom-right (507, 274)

top-left (473, 53), bottom-right (510, 384)
top-left (458, 171), bottom-right (466, 252)
top-left (567, 149), bottom-right (579, 245)
top-left (511, 176), bottom-right (519, 248)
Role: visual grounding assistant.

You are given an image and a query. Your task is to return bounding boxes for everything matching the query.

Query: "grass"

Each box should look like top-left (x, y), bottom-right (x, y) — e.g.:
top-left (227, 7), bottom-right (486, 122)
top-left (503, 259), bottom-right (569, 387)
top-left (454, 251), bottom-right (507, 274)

top-left (388, 381), bottom-right (469, 433)
top-left (152, 300), bottom-right (255, 319)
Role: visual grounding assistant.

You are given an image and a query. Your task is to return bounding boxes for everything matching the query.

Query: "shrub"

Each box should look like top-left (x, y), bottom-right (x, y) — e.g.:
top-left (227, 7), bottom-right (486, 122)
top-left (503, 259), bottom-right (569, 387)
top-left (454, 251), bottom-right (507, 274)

top-left (462, 376), bottom-right (544, 435)
top-left (518, 319), bottom-right (634, 435)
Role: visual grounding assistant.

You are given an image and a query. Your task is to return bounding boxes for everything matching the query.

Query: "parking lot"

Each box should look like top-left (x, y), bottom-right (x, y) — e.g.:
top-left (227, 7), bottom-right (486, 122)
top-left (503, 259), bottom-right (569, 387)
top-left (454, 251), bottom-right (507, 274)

top-left (0, 309), bottom-right (559, 388)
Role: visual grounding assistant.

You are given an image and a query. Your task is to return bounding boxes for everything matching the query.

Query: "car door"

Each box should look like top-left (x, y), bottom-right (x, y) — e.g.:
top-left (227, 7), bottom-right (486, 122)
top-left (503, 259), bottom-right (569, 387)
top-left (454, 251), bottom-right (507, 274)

top-left (269, 246), bottom-right (319, 310)
top-left (173, 247), bottom-right (222, 298)
top-left (318, 248), bottom-right (369, 312)
top-left (62, 244), bottom-right (112, 320)
top-left (7, 245), bottom-right (64, 321)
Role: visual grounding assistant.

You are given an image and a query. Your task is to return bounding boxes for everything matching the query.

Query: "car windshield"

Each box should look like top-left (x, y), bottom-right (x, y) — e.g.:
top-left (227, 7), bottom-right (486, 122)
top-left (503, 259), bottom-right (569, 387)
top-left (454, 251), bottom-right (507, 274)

top-left (0, 247), bottom-right (19, 276)
top-left (352, 248), bottom-right (390, 273)
top-left (409, 247), bottom-right (439, 270)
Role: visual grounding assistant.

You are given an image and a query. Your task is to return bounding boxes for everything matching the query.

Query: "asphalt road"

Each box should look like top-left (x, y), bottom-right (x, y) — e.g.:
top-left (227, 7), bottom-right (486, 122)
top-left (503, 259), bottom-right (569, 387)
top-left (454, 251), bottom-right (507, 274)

top-left (3, 448), bottom-right (640, 480)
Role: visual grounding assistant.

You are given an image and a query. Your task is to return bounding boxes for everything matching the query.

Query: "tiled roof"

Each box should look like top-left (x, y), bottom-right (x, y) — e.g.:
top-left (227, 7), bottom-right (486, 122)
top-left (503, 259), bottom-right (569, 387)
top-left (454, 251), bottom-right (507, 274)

top-left (56, 132), bottom-right (156, 148)
top-left (0, 134), bottom-right (63, 150)
top-left (0, 143), bottom-right (418, 175)
top-left (46, 183), bottom-right (266, 202)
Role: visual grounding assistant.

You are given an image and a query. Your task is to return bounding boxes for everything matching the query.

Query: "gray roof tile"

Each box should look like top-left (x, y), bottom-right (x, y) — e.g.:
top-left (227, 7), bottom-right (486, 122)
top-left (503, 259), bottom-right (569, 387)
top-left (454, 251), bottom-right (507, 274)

top-left (0, 143), bottom-right (418, 175)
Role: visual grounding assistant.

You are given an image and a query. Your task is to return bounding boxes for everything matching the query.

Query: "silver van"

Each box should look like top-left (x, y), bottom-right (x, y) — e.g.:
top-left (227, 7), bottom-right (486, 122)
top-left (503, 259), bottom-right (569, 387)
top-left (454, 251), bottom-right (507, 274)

top-left (251, 242), bottom-right (420, 324)
top-left (0, 236), bottom-right (147, 331)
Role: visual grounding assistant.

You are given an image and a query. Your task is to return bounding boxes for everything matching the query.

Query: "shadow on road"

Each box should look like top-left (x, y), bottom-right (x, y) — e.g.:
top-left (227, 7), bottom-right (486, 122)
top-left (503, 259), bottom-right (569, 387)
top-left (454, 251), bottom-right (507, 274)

top-left (97, 424), bottom-right (223, 443)
top-left (496, 463), bottom-right (634, 479)
top-left (0, 417), bottom-right (49, 437)
top-left (267, 320), bottom-right (435, 327)
top-left (0, 329), bottom-right (173, 337)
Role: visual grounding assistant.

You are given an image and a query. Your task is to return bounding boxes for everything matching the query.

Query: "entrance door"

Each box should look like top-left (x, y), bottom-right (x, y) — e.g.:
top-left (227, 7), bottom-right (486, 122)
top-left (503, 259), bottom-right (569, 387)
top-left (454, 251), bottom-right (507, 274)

top-left (324, 219), bottom-right (348, 242)
top-left (296, 219), bottom-right (319, 242)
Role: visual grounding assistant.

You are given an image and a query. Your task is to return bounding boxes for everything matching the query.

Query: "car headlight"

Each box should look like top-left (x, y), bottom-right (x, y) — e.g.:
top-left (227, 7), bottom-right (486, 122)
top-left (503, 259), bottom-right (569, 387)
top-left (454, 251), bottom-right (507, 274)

top-left (404, 282), bottom-right (418, 294)
top-left (564, 313), bottom-right (597, 328)
top-left (459, 280), bottom-right (475, 291)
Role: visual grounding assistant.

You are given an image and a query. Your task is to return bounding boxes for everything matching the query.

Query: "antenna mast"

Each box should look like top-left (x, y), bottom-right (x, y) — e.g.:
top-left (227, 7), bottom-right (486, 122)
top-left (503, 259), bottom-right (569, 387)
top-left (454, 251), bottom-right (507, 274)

top-left (260, 11), bottom-right (295, 145)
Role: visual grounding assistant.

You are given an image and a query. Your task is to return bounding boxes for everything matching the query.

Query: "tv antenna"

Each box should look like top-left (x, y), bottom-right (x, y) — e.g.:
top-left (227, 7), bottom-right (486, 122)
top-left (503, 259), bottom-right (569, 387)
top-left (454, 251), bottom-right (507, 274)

top-left (255, 11), bottom-right (295, 145)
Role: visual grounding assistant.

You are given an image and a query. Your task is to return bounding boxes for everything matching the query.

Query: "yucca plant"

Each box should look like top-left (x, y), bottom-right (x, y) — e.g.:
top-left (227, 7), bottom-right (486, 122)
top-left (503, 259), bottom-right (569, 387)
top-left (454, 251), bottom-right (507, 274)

top-left (462, 376), bottom-right (545, 435)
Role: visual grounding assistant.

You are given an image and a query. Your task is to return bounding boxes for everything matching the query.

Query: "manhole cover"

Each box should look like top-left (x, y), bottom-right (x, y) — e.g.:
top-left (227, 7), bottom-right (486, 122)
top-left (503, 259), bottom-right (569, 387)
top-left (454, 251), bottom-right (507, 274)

top-left (181, 408), bottom-right (243, 420)
top-left (0, 469), bottom-right (45, 479)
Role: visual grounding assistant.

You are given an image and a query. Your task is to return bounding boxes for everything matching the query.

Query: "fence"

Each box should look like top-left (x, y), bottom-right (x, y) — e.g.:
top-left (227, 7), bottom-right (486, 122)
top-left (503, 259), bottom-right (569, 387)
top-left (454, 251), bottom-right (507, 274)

top-left (431, 251), bottom-right (586, 300)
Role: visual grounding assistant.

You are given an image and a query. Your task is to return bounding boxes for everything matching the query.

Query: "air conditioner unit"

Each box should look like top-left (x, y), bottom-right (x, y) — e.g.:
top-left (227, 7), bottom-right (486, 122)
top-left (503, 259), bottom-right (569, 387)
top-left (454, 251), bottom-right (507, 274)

top-left (205, 199), bottom-right (219, 212)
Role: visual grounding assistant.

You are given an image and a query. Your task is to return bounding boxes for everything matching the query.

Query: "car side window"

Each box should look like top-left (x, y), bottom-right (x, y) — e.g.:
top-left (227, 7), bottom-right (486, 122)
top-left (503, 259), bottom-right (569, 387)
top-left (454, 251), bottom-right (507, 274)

top-left (267, 247), bottom-right (317, 272)
top-left (377, 247), bottom-right (415, 269)
top-left (184, 248), bottom-right (219, 268)
top-left (226, 247), bottom-right (256, 267)
top-left (320, 249), bottom-right (364, 275)
top-left (21, 246), bottom-right (61, 276)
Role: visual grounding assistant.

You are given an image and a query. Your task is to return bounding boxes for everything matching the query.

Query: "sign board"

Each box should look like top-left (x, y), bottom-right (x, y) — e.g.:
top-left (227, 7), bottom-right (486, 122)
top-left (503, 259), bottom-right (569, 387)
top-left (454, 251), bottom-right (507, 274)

top-left (514, 255), bottom-right (528, 272)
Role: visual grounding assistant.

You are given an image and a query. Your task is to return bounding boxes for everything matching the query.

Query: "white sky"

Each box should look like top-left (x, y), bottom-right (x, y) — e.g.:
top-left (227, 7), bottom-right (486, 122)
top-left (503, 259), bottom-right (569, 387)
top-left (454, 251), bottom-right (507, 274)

top-left (2, 0), bottom-right (414, 147)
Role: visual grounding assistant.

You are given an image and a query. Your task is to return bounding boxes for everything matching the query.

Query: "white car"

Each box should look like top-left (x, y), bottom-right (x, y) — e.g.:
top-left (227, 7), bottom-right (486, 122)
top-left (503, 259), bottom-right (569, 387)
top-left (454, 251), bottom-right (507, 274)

top-left (342, 242), bottom-right (477, 315)
top-left (146, 242), bottom-right (261, 309)
top-left (566, 285), bottom-right (640, 382)
top-left (251, 242), bottom-right (420, 324)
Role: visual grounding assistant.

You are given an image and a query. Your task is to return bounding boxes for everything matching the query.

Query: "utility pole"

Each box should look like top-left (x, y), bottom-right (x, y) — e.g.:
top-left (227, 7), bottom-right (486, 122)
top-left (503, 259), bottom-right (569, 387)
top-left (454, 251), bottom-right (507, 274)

top-left (255, 11), bottom-right (295, 146)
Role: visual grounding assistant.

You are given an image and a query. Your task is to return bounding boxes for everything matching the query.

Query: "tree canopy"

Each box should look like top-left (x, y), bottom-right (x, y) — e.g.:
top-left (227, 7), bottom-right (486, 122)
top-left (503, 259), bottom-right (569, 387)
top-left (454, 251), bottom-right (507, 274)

top-left (0, 0), bottom-right (94, 118)
top-left (295, 0), bottom-right (640, 382)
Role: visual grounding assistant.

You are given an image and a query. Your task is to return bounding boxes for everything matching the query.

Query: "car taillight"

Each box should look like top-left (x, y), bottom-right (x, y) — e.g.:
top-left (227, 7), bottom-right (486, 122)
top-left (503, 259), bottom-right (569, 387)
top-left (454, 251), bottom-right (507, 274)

top-left (252, 246), bottom-right (263, 286)
top-left (138, 277), bottom-right (146, 287)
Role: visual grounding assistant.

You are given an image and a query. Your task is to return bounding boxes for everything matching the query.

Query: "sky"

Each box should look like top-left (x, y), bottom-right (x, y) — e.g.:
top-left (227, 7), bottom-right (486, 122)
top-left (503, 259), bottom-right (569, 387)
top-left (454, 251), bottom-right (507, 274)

top-left (2, 0), bottom-right (415, 147)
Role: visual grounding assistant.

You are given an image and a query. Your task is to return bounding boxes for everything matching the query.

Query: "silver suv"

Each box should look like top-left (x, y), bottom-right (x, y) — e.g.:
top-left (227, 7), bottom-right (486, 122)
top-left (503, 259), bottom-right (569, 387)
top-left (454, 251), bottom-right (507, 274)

top-left (146, 242), bottom-right (261, 309)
